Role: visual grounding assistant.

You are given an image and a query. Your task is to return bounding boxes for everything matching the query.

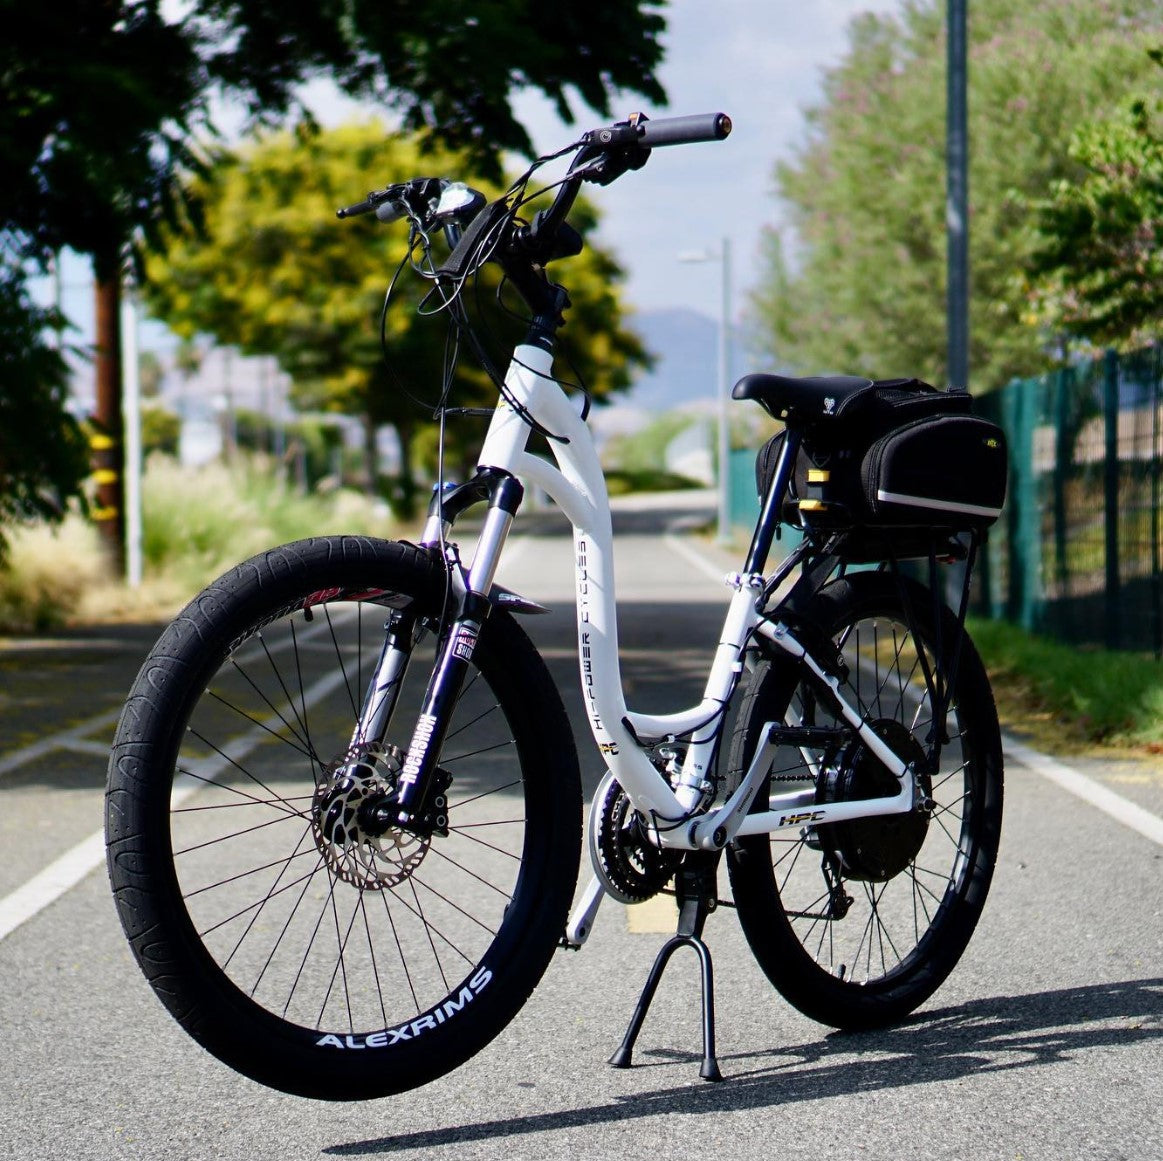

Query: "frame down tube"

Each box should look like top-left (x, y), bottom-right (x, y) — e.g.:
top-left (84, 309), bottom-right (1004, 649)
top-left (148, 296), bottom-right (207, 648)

top-left (478, 343), bottom-right (696, 827)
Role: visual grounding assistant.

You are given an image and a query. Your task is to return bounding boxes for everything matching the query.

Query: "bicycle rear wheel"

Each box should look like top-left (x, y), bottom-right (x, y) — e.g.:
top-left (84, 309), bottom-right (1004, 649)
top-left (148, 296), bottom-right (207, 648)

top-left (727, 571), bottom-right (1003, 1029)
top-left (106, 536), bottom-right (581, 1099)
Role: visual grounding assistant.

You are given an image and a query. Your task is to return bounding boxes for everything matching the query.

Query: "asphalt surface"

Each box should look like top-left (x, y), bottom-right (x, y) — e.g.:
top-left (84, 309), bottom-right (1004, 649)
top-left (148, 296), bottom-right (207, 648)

top-left (1, 494), bottom-right (1160, 1161)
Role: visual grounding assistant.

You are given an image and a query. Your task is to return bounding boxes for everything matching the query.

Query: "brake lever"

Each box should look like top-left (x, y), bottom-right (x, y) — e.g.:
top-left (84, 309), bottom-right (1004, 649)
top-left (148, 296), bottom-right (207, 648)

top-left (569, 144), bottom-right (650, 188)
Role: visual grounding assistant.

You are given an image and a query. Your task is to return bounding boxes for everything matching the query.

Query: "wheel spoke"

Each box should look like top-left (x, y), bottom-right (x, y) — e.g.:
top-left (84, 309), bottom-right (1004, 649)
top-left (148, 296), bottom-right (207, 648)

top-left (731, 578), bottom-right (1001, 1013)
top-left (108, 542), bottom-right (577, 1097)
top-left (168, 592), bottom-right (544, 1036)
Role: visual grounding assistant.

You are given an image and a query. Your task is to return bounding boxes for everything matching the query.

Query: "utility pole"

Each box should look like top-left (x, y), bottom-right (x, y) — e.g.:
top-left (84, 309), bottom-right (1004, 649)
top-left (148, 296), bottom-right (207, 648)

top-left (716, 238), bottom-right (732, 544)
top-left (122, 287), bottom-right (143, 587)
top-left (947, 0), bottom-right (969, 392)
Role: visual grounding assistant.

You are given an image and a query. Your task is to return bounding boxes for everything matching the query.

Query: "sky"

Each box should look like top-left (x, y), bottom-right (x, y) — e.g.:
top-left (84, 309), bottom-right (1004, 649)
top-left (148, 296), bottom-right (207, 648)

top-left (301, 0), bottom-right (908, 323)
top-left (503, 0), bottom-right (906, 320)
top-left (44, 0), bottom-right (907, 356)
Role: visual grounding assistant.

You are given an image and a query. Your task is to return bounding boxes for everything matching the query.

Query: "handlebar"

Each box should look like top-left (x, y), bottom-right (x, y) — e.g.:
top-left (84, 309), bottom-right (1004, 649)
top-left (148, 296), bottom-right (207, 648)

top-left (337, 113), bottom-right (732, 313)
top-left (336, 183), bottom-right (410, 220)
top-left (582, 111), bottom-right (732, 151)
top-left (339, 111), bottom-right (732, 221)
top-left (638, 112), bottom-right (732, 148)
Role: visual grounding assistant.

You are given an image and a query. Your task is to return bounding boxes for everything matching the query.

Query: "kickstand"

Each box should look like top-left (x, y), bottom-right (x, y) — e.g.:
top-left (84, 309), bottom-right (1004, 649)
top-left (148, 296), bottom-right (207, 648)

top-left (609, 852), bottom-right (723, 1082)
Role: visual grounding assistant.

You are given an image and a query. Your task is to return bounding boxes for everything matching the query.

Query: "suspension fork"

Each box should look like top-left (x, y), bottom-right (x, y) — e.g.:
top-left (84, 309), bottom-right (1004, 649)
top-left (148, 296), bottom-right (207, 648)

top-left (348, 607), bottom-right (422, 754)
top-left (385, 472), bottom-right (525, 829)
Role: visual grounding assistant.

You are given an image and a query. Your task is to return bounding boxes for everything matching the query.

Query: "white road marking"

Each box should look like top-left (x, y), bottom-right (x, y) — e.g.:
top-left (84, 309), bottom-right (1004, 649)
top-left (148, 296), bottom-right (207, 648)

top-left (1004, 735), bottom-right (1163, 849)
top-left (0, 643), bottom-right (352, 943)
top-left (0, 707), bottom-right (122, 778)
top-left (0, 831), bottom-right (107, 943)
top-left (663, 533), bottom-right (731, 586)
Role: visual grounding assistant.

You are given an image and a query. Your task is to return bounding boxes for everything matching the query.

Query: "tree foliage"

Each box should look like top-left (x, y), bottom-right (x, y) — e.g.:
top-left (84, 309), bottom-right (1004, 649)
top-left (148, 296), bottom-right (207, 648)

top-left (0, 265), bottom-right (90, 558)
top-left (1025, 49), bottom-right (1163, 350)
top-left (1, 3), bottom-right (206, 276)
top-left (0, 0), bottom-right (666, 537)
top-left (753, 0), bottom-right (1163, 391)
top-left (140, 124), bottom-right (651, 507)
top-left (181, 1), bottom-right (667, 170)
top-left (2, 0), bottom-right (666, 272)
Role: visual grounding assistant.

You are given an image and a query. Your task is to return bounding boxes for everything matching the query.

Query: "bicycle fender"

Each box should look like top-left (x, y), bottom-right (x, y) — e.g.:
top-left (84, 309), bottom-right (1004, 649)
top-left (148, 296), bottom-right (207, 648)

top-left (489, 583), bottom-right (550, 615)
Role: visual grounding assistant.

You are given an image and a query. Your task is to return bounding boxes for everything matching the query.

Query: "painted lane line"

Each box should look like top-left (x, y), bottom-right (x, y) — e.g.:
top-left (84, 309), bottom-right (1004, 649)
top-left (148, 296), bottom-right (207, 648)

top-left (0, 707), bottom-right (122, 779)
top-left (1004, 734), bottom-right (1163, 849)
top-left (59, 738), bottom-right (116, 759)
top-left (662, 533), bottom-right (731, 587)
top-left (0, 663), bottom-right (351, 944)
top-left (0, 831), bottom-right (108, 943)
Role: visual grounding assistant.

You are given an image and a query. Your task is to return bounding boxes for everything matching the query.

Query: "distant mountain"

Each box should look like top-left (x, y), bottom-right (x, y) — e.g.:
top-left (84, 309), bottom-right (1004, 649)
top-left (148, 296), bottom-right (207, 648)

top-left (620, 308), bottom-right (754, 412)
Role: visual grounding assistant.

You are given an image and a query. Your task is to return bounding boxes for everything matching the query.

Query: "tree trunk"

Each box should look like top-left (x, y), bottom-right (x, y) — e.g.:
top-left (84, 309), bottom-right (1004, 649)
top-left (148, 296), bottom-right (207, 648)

top-left (93, 267), bottom-right (125, 578)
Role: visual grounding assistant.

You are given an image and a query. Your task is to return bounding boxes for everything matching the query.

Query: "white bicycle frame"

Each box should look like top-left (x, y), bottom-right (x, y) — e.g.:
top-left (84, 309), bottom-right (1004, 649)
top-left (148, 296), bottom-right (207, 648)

top-left (441, 342), bottom-right (919, 938)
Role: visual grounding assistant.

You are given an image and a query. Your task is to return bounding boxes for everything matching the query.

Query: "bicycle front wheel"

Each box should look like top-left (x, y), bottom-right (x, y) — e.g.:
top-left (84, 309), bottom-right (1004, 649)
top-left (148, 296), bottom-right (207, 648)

top-left (106, 536), bottom-right (581, 1100)
top-left (727, 571), bottom-right (1003, 1030)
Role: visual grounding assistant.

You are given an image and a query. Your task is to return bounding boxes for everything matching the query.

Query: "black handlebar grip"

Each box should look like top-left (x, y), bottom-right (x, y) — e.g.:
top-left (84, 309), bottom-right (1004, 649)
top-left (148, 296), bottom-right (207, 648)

top-left (336, 198), bottom-right (376, 219)
top-left (636, 112), bottom-right (732, 148)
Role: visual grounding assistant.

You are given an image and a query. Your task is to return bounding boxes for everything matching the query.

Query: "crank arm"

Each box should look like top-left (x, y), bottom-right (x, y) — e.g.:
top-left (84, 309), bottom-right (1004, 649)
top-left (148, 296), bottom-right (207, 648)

top-left (563, 874), bottom-right (606, 948)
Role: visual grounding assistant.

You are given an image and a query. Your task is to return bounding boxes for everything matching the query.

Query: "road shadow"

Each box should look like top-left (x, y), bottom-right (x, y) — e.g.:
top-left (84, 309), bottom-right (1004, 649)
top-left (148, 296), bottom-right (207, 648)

top-left (325, 977), bottom-right (1163, 1154)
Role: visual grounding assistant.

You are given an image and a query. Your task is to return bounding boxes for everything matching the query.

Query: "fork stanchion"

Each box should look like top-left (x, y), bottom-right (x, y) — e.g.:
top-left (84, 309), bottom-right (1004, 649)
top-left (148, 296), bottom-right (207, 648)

top-left (609, 853), bottom-right (724, 1082)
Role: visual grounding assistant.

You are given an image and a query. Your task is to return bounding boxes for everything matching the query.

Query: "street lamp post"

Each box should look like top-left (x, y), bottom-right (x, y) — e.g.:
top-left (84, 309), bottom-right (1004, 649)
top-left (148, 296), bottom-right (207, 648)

top-left (680, 238), bottom-right (733, 543)
top-left (947, 0), bottom-right (969, 392)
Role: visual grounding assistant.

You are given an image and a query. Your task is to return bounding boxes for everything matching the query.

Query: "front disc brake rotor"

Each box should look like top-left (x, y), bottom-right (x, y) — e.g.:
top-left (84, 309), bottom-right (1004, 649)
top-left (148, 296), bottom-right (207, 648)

top-left (311, 747), bottom-right (429, 889)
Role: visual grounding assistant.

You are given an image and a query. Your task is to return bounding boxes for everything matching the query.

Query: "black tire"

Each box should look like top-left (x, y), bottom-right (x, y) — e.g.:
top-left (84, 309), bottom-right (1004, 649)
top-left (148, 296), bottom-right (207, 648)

top-left (726, 571), bottom-right (1002, 1030)
top-left (106, 536), bottom-right (581, 1100)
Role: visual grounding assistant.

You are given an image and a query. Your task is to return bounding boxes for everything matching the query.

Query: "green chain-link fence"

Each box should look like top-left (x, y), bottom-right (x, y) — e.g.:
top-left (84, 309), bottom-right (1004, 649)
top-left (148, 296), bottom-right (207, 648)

top-left (976, 345), bottom-right (1163, 657)
top-left (728, 348), bottom-right (1162, 656)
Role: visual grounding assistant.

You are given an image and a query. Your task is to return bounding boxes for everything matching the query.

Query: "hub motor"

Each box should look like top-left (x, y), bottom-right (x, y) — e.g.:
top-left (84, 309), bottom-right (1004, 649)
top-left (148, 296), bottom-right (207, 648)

top-left (814, 719), bottom-right (931, 882)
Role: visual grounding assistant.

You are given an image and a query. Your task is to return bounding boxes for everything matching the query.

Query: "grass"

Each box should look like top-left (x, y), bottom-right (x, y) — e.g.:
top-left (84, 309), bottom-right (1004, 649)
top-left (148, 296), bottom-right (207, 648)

top-left (0, 456), bottom-right (397, 633)
top-left (603, 469), bottom-right (703, 496)
top-left (968, 616), bottom-right (1163, 753)
top-left (5, 466), bottom-right (1161, 758)
top-left (0, 519), bottom-right (110, 633)
top-left (140, 456), bottom-right (394, 593)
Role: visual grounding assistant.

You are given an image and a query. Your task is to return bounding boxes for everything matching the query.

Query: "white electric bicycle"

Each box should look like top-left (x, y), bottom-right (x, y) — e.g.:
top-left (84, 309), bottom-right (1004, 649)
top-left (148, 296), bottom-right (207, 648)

top-left (106, 113), bottom-right (1007, 1101)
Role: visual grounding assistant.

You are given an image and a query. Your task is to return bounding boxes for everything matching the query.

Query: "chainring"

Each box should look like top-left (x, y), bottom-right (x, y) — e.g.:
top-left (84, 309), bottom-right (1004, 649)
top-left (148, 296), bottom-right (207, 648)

top-left (587, 771), bottom-right (682, 904)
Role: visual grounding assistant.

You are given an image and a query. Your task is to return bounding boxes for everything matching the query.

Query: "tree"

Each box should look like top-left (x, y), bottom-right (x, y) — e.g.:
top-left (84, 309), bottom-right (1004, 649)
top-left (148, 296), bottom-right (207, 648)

top-left (2, 1), bottom-right (666, 270)
top-left (0, 3), bottom-right (206, 563)
top-left (141, 405), bottom-right (182, 458)
top-left (752, 0), bottom-right (1163, 391)
top-left (1, 0), bottom-right (666, 559)
top-left (140, 123), bottom-right (651, 512)
top-left (0, 265), bottom-right (90, 559)
top-left (1025, 49), bottom-right (1163, 350)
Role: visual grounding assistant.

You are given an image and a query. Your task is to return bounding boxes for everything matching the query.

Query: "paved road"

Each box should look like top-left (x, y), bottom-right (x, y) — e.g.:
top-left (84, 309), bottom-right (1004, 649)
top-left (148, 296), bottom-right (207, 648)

top-left (1, 496), bottom-right (1160, 1161)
